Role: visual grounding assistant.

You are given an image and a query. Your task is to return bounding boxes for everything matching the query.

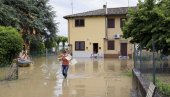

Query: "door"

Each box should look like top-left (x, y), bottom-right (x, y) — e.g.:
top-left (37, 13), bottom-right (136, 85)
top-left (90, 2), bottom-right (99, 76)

top-left (93, 43), bottom-right (98, 54)
top-left (120, 43), bottom-right (127, 56)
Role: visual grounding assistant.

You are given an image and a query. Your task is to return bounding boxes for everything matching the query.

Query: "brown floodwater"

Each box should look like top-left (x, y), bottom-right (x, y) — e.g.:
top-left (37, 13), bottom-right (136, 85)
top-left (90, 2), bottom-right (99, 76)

top-left (0, 56), bottom-right (133, 97)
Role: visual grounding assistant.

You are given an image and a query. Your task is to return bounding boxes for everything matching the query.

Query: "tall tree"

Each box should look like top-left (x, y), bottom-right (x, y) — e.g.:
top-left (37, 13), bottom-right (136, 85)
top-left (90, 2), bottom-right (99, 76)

top-left (123, 0), bottom-right (170, 55)
top-left (0, 0), bottom-right (58, 50)
top-left (156, 0), bottom-right (170, 55)
top-left (61, 36), bottom-right (68, 49)
top-left (54, 35), bottom-right (62, 52)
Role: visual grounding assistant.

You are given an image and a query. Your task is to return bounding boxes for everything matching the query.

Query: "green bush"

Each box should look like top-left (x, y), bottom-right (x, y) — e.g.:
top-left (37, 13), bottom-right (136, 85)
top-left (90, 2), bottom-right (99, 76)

top-left (0, 26), bottom-right (23, 66)
top-left (156, 79), bottom-right (170, 96)
top-left (0, 75), bottom-right (3, 81)
top-left (30, 36), bottom-right (45, 55)
top-left (44, 38), bottom-right (56, 49)
top-left (122, 70), bottom-right (133, 77)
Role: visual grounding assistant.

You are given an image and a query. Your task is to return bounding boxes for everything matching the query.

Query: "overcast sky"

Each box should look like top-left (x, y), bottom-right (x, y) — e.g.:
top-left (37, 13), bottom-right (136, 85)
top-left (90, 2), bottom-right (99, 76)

top-left (49, 0), bottom-right (138, 36)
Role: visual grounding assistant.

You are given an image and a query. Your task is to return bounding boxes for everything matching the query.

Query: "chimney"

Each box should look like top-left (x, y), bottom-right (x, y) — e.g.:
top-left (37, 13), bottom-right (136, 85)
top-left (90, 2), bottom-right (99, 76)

top-left (103, 3), bottom-right (107, 14)
top-left (103, 5), bottom-right (106, 9)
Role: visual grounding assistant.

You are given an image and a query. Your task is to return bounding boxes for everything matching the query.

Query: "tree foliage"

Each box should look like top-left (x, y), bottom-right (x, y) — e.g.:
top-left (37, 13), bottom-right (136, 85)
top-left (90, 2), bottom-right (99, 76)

top-left (30, 35), bottom-right (45, 55)
top-left (123, 0), bottom-right (170, 55)
top-left (0, 0), bottom-right (58, 49)
top-left (44, 36), bottom-right (56, 49)
top-left (61, 36), bottom-right (68, 49)
top-left (54, 35), bottom-right (68, 50)
top-left (54, 35), bottom-right (62, 47)
top-left (53, 35), bottom-right (60, 52)
top-left (0, 26), bottom-right (23, 66)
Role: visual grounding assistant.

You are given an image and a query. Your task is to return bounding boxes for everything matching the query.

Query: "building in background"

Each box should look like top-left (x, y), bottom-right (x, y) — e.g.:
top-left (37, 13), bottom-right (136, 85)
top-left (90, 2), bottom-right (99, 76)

top-left (64, 6), bottom-right (135, 58)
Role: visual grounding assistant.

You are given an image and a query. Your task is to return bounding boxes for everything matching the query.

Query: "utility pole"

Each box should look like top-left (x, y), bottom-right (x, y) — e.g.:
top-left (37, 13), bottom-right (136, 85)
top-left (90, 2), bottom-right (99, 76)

top-left (71, 0), bottom-right (74, 27)
top-left (71, 0), bottom-right (73, 15)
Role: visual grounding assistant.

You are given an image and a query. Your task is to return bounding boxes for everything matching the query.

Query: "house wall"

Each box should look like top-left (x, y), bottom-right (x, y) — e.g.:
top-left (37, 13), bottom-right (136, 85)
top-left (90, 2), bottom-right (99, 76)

top-left (67, 16), bottom-right (133, 58)
top-left (68, 17), bottom-right (106, 57)
top-left (107, 16), bottom-right (124, 38)
top-left (104, 16), bottom-right (133, 58)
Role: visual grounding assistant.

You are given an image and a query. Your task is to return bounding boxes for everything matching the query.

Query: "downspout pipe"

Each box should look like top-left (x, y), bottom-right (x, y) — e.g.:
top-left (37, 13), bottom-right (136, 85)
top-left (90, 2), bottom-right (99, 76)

top-left (103, 3), bottom-right (108, 57)
top-left (103, 3), bottom-right (108, 39)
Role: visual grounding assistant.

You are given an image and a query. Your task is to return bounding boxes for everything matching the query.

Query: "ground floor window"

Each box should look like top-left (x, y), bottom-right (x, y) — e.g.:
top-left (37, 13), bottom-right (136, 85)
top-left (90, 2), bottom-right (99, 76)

top-left (75, 41), bottom-right (85, 51)
top-left (107, 40), bottom-right (115, 50)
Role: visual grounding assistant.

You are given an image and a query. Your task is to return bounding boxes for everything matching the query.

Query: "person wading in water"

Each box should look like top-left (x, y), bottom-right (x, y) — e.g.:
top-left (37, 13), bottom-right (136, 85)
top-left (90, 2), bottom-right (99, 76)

top-left (61, 50), bottom-right (69, 78)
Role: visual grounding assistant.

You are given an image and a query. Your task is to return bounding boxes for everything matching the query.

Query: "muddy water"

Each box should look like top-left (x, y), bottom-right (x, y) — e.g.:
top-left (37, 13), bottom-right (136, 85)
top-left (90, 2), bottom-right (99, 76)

top-left (0, 56), bottom-right (133, 97)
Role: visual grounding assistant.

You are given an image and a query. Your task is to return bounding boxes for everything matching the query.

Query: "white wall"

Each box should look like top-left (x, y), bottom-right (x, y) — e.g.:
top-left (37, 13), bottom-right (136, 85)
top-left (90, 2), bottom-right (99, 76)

top-left (73, 51), bottom-right (104, 58)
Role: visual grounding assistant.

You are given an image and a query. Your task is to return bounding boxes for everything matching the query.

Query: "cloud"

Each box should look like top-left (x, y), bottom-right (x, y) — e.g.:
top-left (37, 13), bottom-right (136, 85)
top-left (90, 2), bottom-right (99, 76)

top-left (49, 0), bottom-right (138, 36)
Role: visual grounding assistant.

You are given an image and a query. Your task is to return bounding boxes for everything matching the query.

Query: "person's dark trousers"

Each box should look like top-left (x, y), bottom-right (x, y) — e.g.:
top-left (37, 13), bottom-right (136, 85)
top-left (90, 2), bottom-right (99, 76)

top-left (62, 65), bottom-right (69, 78)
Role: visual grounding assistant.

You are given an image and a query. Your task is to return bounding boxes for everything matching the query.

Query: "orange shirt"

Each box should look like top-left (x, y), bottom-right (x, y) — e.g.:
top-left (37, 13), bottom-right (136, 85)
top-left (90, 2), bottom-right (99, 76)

top-left (62, 54), bottom-right (69, 65)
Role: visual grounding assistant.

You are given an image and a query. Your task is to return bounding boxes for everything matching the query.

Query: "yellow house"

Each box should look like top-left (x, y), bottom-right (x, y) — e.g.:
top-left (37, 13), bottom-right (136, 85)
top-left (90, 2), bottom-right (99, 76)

top-left (64, 6), bottom-right (134, 58)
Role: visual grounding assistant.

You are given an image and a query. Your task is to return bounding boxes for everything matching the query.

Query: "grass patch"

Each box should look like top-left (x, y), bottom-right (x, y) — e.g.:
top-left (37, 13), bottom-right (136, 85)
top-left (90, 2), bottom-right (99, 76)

top-left (144, 75), bottom-right (170, 96)
top-left (0, 76), bottom-right (4, 81)
top-left (122, 70), bottom-right (132, 77)
top-left (156, 79), bottom-right (170, 97)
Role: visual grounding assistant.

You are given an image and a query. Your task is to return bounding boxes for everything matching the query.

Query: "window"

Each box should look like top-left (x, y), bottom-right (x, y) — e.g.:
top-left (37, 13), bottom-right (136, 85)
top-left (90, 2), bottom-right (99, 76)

top-left (75, 19), bottom-right (85, 27)
top-left (107, 40), bottom-right (115, 50)
top-left (75, 41), bottom-right (85, 51)
top-left (120, 18), bottom-right (127, 28)
top-left (107, 18), bottom-right (115, 28)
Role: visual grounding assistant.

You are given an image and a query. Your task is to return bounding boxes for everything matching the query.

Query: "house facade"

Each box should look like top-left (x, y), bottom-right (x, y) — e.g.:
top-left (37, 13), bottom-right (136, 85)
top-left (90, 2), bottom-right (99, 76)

top-left (64, 7), bottom-right (134, 58)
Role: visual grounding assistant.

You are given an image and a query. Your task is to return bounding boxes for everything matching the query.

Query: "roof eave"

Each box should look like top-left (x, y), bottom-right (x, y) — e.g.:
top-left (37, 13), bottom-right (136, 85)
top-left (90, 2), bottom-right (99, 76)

top-left (63, 14), bottom-right (127, 19)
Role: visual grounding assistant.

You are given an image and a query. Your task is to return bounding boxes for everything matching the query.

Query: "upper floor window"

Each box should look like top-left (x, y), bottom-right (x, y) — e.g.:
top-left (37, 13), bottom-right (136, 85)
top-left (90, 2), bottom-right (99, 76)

top-left (107, 18), bottom-right (115, 28)
top-left (75, 41), bottom-right (85, 51)
top-left (75, 19), bottom-right (85, 27)
top-left (120, 18), bottom-right (127, 28)
top-left (107, 40), bottom-right (115, 50)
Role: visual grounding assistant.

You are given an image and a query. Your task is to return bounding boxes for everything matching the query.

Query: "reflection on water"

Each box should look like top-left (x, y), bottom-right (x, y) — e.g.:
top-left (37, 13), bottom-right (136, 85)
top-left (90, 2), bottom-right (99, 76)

top-left (93, 60), bottom-right (98, 73)
top-left (0, 56), bottom-right (133, 97)
top-left (121, 60), bottom-right (128, 71)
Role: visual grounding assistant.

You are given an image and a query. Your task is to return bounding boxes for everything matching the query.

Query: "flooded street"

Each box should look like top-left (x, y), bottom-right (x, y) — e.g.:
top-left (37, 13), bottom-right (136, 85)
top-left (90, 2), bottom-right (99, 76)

top-left (0, 56), bottom-right (133, 97)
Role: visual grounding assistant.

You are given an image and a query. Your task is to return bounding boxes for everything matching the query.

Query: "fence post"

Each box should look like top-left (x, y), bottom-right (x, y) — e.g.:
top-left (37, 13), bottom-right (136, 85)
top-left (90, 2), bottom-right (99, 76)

top-left (46, 48), bottom-right (48, 65)
top-left (46, 48), bottom-right (48, 57)
top-left (152, 39), bottom-right (156, 84)
top-left (16, 60), bottom-right (19, 79)
top-left (13, 59), bottom-right (18, 80)
top-left (134, 44), bottom-right (136, 68)
top-left (140, 42), bottom-right (142, 73)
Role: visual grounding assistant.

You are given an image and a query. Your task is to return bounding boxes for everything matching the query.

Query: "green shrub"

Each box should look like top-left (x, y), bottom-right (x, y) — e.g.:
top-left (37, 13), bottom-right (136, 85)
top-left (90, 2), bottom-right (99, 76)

top-left (0, 76), bottom-right (3, 81)
top-left (122, 70), bottom-right (132, 77)
top-left (156, 79), bottom-right (170, 96)
top-left (0, 26), bottom-right (23, 66)
top-left (30, 36), bottom-right (45, 55)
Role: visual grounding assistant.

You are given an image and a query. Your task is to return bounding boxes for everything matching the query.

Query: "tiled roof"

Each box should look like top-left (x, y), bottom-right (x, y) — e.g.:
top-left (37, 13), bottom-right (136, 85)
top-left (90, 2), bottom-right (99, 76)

top-left (64, 7), bottom-right (136, 19)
